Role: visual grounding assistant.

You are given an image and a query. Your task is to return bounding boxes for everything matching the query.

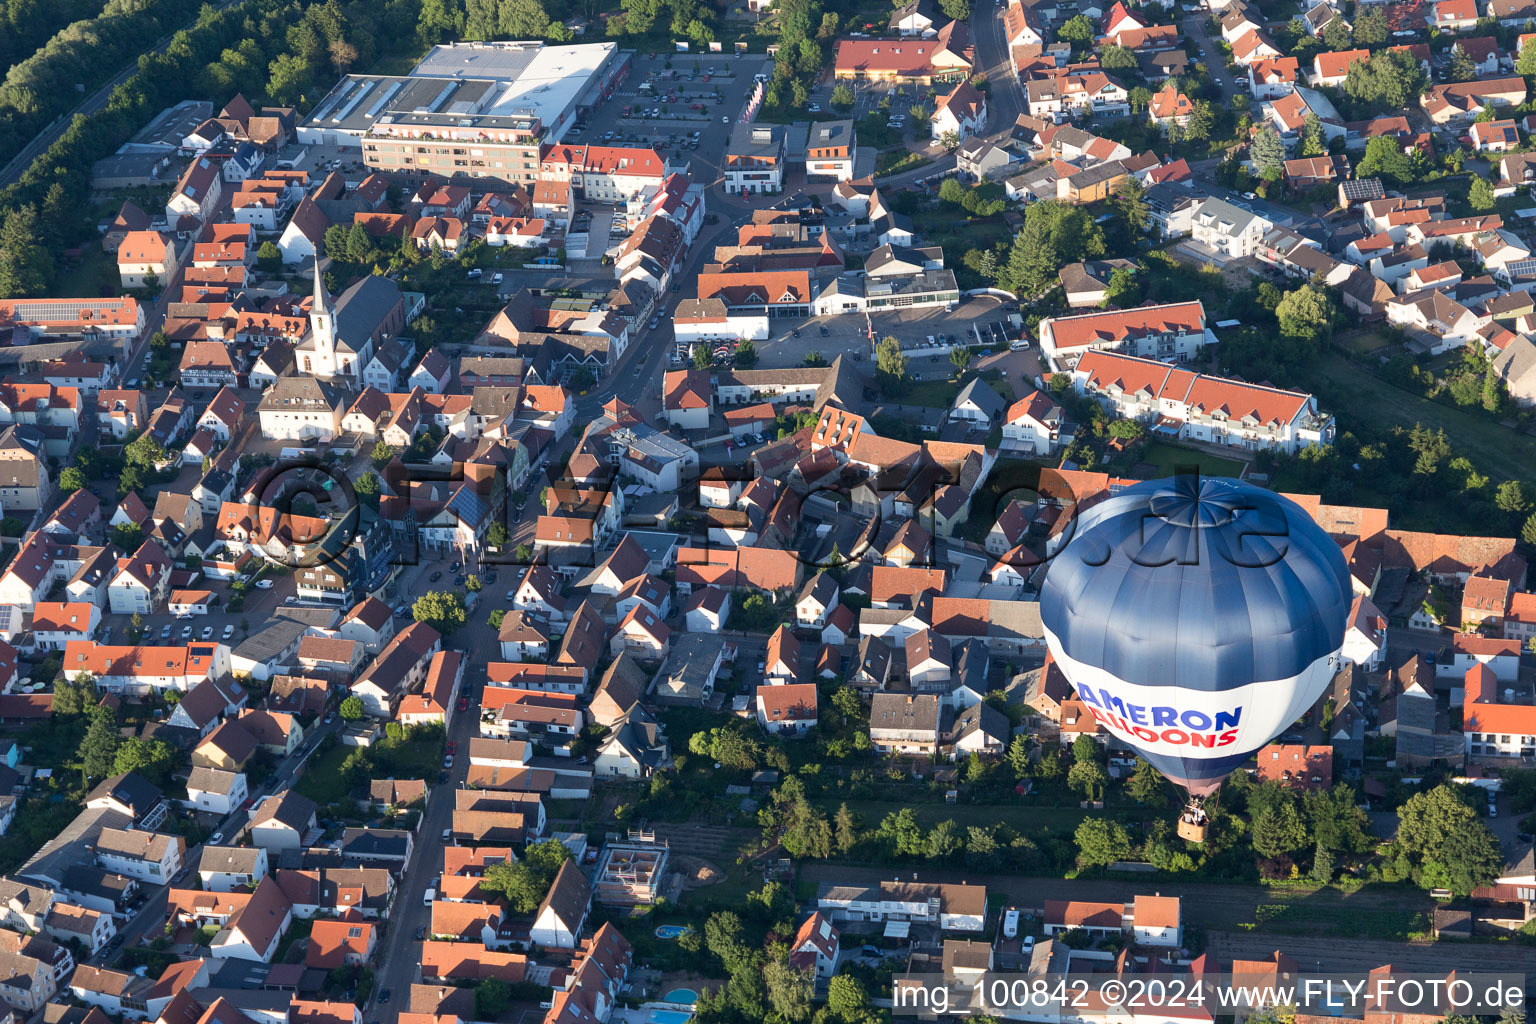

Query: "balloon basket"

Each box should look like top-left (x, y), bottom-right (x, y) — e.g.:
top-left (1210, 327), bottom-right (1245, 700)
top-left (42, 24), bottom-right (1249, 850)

top-left (1177, 800), bottom-right (1209, 844)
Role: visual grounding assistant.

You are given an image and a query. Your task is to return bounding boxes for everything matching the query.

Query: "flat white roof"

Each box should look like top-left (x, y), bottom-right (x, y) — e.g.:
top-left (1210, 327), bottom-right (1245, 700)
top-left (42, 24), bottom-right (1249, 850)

top-left (414, 41), bottom-right (617, 123)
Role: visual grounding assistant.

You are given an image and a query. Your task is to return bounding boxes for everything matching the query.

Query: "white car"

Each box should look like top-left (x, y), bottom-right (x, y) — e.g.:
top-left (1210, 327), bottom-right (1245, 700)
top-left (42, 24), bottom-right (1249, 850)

top-left (223, 624), bottom-right (235, 639)
top-left (201, 626), bottom-right (213, 639)
top-left (722, 115), bottom-right (730, 123)
top-left (209, 832), bottom-right (224, 845)
top-left (255, 579), bottom-right (274, 589)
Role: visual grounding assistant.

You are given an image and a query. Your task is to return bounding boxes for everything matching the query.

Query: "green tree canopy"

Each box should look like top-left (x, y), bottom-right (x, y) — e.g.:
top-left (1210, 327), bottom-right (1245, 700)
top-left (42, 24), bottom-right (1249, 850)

top-left (1074, 818), bottom-right (1134, 867)
top-left (413, 589), bottom-right (467, 635)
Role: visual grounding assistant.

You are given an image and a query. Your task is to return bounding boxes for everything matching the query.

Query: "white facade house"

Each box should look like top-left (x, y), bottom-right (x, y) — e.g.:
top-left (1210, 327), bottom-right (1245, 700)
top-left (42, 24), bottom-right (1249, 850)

top-left (95, 828), bottom-right (183, 885)
top-left (185, 767), bottom-right (248, 816)
top-left (1190, 198), bottom-right (1274, 259)
top-left (1340, 595), bottom-right (1387, 671)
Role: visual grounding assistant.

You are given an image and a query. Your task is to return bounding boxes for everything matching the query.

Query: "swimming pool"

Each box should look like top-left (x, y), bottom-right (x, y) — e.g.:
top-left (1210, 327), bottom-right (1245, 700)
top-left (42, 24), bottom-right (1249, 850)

top-left (662, 989), bottom-right (698, 1005)
top-left (650, 1010), bottom-right (694, 1024)
top-left (654, 926), bottom-right (689, 939)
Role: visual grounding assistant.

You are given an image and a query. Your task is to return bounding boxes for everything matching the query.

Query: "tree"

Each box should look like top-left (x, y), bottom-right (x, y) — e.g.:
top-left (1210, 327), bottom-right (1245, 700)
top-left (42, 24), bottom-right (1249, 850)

top-left (1251, 801), bottom-right (1308, 859)
top-left (474, 978), bottom-right (511, 1020)
top-left (79, 708), bottom-right (120, 782)
top-left (1447, 43), bottom-right (1475, 83)
top-left (939, 177), bottom-right (966, 205)
top-left (354, 471), bottom-right (381, 510)
top-left (1343, 49), bottom-right (1426, 121)
top-left (1103, 267), bottom-right (1140, 307)
top-left (827, 975), bottom-right (871, 1022)
top-left (1114, 177), bottom-right (1150, 234)
top-left (1100, 43), bottom-right (1138, 70)
top-left (1057, 13), bottom-right (1094, 46)
top-left (875, 336), bottom-right (910, 394)
top-left (949, 345), bottom-right (973, 375)
top-left (734, 338), bottom-right (758, 367)
top-left (58, 467), bottom-right (86, 493)
top-left (1250, 125), bottom-right (1286, 178)
top-left (1299, 113), bottom-right (1326, 157)
top-left (704, 911), bottom-right (752, 974)
top-left (257, 240), bottom-right (282, 271)
top-left (940, 129), bottom-right (961, 151)
top-left (831, 82), bottom-right (855, 110)
top-left (938, 0), bottom-right (970, 19)
top-left (413, 590), bottom-right (467, 635)
top-left (1520, 37), bottom-right (1536, 76)
top-left (515, 543), bottom-right (533, 562)
top-left (1353, 6), bottom-right (1388, 44)
top-left (834, 802), bottom-right (857, 854)
top-left (692, 344), bottom-right (711, 370)
top-left (124, 433), bottom-right (169, 471)
top-left (763, 960), bottom-right (814, 1022)
top-left (1275, 284), bottom-right (1336, 348)
top-left (465, 574), bottom-right (483, 593)
top-left (0, 205), bottom-right (53, 298)
top-left (1184, 102), bottom-right (1214, 143)
top-left (1127, 758), bottom-right (1167, 805)
top-left (1496, 480), bottom-right (1529, 515)
top-left (371, 441), bottom-right (397, 468)
top-left (1469, 175), bottom-right (1496, 212)
top-left (1006, 735), bottom-right (1032, 778)
top-left (113, 737), bottom-right (176, 784)
top-left (1068, 758), bottom-right (1108, 802)
top-left (339, 695), bottom-right (366, 720)
top-left (1074, 818), bottom-right (1134, 867)
top-left (486, 521), bottom-right (509, 548)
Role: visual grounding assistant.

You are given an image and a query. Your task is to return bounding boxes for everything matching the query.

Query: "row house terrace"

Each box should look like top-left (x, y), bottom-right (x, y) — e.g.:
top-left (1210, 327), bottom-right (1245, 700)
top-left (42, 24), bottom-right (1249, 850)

top-left (1072, 350), bottom-right (1334, 453)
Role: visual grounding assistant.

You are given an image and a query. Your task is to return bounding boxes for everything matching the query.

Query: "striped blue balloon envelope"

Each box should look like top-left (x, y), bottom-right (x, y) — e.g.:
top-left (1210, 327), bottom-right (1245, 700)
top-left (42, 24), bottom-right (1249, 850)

top-left (1039, 474), bottom-right (1352, 794)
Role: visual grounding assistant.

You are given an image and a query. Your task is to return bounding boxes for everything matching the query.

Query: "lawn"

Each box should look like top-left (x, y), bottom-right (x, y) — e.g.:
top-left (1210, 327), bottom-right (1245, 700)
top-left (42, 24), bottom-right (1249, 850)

top-left (876, 151), bottom-right (931, 176)
top-left (1133, 441), bottom-right (1247, 479)
top-left (900, 378), bottom-right (962, 408)
top-left (1312, 352), bottom-right (1535, 487)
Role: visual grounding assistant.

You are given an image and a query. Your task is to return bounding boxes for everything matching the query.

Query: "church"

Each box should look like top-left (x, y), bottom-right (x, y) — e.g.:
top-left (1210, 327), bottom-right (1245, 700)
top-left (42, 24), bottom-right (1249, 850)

top-left (294, 259), bottom-right (408, 385)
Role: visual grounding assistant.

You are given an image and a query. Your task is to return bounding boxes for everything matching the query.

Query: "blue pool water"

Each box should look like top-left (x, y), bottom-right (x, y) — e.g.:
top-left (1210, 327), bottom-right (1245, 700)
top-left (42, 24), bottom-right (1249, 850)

top-left (654, 926), bottom-right (689, 939)
top-left (651, 1010), bottom-right (694, 1024)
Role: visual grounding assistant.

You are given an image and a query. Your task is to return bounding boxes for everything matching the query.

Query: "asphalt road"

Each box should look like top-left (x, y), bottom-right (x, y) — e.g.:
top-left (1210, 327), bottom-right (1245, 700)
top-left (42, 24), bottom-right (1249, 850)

top-left (1180, 12), bottom-right (1238, 106)
top-left (367, 563), bottom-right (498, 1024)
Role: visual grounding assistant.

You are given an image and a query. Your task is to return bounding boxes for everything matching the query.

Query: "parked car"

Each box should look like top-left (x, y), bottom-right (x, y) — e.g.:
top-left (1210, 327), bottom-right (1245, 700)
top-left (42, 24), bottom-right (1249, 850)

top-left (210, 832), bottom-right (224, 844)
top-left (466, 268), bottom-right (483, 279)
top-left (160, 624), bottom-right (173, 639)
top-left (201, 626), bottom-right (214, 640)
top-left (255, 579), bottom-right (274, 589)
top-left (491, 272), bottom-right (503, 285)
top-left (223, 624), bottom-right (235, 638)
top-left (181, 625), bottom-right (193, 639)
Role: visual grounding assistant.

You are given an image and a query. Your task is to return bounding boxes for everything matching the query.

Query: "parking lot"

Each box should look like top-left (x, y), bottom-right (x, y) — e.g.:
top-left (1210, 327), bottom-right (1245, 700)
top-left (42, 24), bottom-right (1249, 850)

top-left (752, 294), bottom-right (1015, 368)
top-left (565, 51), bottom-right (775, 186)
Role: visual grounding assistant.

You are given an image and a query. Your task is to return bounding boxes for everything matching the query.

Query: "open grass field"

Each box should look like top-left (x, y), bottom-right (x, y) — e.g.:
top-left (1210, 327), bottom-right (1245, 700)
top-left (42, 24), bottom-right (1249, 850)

top-left (1134, 441), bottom-right (1247, 479)
top-left (1315, 352), bottom-right (1534, 487)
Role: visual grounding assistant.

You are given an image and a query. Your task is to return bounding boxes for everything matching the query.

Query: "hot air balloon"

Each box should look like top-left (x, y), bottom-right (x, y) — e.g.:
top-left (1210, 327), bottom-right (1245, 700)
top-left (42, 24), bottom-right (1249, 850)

top-left (1038, 475), bottom-right (1351, 840)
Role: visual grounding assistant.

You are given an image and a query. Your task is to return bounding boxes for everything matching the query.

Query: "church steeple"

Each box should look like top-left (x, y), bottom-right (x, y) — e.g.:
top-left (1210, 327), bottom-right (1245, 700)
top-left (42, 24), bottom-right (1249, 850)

top-left (313, 255), bottom-right (330, 316)
top-left (310, 255), bottom-right (335, 356)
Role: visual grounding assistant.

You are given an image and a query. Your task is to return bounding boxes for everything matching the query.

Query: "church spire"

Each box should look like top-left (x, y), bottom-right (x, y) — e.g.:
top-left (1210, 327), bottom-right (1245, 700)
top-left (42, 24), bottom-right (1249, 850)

top-left (313, 255), bottom-right (330, 317)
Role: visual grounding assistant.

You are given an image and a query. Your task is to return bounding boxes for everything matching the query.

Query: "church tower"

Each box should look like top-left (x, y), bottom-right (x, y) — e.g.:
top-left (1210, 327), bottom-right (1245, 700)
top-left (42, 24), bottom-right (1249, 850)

top-left (310, 256), bottom-right (335, 362)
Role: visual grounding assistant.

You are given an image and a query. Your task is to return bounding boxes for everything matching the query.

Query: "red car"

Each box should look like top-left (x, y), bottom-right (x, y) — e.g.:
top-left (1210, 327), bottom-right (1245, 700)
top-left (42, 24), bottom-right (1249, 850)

top-left (446, 741), bottom-right (457, 755)
top-left (457, 697), bottom-right (469, 711)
